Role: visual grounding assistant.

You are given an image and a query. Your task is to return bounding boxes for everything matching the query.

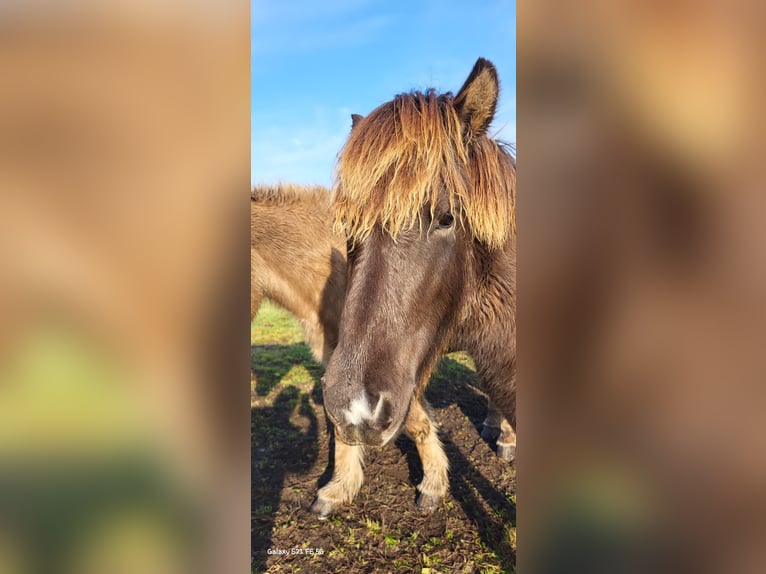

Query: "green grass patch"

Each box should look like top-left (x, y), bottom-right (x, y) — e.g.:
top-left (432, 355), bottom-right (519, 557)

top-left (251, 300), bottom-right (304, 345)
top-left (365, 518), bottom-right (381, 537)
top-left (251, 301), bottom-right (324, 399)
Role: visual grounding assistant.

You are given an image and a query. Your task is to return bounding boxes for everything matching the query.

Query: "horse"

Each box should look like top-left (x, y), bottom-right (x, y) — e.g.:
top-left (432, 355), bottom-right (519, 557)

top-left (251, 183), bottom-right (347, 364)
top-left (251, 183), bottom-right (512, 454)
top-left (312, 58), bottom-right (516, 517)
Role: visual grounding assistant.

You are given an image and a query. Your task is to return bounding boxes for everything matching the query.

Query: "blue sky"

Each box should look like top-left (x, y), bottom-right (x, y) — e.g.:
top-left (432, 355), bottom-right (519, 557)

top-left (252, 0), bottom-right (516, 187)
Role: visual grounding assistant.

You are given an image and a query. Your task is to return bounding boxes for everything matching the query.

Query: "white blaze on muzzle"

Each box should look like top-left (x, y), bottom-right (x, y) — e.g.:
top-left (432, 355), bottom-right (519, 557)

top-left (343, 393), bottom-right (387, 427)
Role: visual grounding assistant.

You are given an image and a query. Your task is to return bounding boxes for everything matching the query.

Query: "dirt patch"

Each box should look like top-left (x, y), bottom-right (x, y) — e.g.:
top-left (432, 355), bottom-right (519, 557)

top-left (252, 304), bottom-right (515, 573)
top-left (253, 357), bottom-right (515, 572)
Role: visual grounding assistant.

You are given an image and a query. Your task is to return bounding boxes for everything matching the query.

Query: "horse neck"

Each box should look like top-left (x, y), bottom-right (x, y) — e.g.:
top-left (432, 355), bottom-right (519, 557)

top-left (253, 203), bottom-right (347, 362)
top-left (456, 237), bottom-right (516, 336)
top-left (260, 245), bottom-right (346, 363)
top-left (273, 229), bottom-right (344, 305)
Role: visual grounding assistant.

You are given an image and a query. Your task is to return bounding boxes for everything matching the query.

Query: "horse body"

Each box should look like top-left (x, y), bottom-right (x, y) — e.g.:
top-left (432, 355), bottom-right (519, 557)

top-left (313, 58), bottom-right (516, 516)
top-left (250, 184), bottom-right (347, 363)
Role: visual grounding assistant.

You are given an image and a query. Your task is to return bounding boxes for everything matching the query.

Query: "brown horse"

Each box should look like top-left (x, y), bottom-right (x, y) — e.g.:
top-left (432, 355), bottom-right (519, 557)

top-left (313, 58), bottom-right (516, 517)
top-left (251, 183), bottom-right (512, 451)
top-left (251, 184), bottom-right (347, 364)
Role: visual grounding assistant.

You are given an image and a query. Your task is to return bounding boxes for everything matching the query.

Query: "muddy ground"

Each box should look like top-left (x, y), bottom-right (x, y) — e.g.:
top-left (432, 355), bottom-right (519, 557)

top-left (252, 302), bottom-right (516, 573)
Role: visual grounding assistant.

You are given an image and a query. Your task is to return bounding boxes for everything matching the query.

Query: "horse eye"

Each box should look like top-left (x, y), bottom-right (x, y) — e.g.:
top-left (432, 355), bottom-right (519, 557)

top-left (437, 212), bottom-right (454, 229)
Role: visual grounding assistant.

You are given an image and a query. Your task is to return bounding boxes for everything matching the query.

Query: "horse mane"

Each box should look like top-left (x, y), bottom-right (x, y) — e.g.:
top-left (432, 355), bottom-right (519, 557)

top-left (333, 89), bottom-right (515, 249)
top-left (251, 183), bottom-right (331, 207)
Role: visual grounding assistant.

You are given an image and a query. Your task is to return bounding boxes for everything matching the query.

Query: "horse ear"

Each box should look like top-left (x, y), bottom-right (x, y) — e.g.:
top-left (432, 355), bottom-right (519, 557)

top-left (454, 58), bottom-right (499, 142)
top-left (351, 114), bottom-right (364, 129)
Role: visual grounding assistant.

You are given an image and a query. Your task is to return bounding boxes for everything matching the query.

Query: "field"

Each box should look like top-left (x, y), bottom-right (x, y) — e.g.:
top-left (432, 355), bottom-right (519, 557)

top-left (252, 300), bottom-right (516, 573)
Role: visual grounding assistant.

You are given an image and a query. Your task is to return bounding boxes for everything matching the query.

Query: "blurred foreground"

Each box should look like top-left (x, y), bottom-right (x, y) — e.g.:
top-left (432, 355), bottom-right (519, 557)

top-left (0, 2), bottom-right (250, 572)
top-left (519, 1), bottom-right (766, 573)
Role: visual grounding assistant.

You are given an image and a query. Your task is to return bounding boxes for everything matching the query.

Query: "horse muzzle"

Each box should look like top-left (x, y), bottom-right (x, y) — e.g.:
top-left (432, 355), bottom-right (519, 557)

top-left (324, 390), bottom-right (399, 447)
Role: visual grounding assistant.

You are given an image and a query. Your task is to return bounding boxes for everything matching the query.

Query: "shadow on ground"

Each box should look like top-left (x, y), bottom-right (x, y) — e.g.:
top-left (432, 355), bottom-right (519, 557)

top-left (250, 343), bottom-right (324, 400)
top-left (251, 385), bottom-right (320, 572)
top-left (252, 347), bottom-right (516, 572)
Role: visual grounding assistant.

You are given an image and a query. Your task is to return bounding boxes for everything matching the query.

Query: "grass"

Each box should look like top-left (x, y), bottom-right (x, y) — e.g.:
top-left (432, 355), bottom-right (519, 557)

top-left (251, 300), bottom-right (306, 346)
top-left (251, 300), bottom-right (321, 403)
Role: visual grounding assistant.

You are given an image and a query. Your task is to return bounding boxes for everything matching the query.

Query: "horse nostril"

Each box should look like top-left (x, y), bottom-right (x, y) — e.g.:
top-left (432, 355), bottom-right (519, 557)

top-left (337, 393), bottom-right (397, 445)
top-left (373, 396), bottom-right (394, 431)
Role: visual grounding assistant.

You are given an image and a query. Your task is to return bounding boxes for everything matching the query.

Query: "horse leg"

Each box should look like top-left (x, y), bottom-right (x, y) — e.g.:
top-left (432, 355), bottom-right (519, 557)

top-left (250, 254), bottom-right (264, 322)
top-left (405, 397), bottom-right (449, 513)
top-left (496, 417), bottom-right (516, 461)
top-left (473, 341), bottom-right (517, 462)
top-left (481, 399), bottom-right (516, 461)
top-left (311, 432), bottom-right (365, 519)
top-left (481, 398), bottom-right (505, 440)
top-left (250, 286), bottom-right (262, 323)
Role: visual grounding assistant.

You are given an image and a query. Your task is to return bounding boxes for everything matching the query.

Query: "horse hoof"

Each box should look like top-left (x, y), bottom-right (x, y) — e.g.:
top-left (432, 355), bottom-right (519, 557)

top-left (497, 443), bottom-right (515, 461)
top-left (481, 425), bottom-right (500, 441)
top-left (310, 497), bottom-right (336, 520)
top-left (416, 493), bottom-right (441, 513)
